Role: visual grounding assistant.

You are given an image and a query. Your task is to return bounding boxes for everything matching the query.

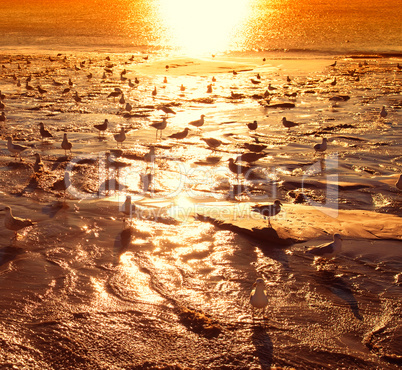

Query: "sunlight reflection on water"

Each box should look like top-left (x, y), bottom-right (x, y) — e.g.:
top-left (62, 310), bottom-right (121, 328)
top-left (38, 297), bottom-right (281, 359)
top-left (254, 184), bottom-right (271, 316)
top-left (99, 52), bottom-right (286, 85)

top-left (157, 0), bottom-right (251, 55)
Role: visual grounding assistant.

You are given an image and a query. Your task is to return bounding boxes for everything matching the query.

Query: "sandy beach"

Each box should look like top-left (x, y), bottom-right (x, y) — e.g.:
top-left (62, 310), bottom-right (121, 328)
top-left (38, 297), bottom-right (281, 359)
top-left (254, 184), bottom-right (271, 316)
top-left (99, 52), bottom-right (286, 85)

top-left (1, 51), bottom-right (402, 369)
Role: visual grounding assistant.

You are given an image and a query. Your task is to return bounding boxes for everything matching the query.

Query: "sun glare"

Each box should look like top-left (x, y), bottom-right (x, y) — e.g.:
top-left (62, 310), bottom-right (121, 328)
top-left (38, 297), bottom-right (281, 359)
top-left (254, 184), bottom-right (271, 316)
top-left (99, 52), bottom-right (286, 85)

top-left (157, 0), bottom-right (250, 55)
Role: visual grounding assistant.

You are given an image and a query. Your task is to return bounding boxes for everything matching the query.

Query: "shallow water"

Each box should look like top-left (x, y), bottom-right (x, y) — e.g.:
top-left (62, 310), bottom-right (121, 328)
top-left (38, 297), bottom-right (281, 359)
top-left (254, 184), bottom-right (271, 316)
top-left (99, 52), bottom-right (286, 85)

top-left (0, 52), bottom-right (401, 368)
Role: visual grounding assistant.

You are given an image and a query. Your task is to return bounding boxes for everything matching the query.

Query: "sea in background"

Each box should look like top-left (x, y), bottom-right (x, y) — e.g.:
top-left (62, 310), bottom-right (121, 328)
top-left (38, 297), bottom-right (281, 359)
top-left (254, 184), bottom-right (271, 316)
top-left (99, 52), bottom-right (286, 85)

top-left (0, 0), bottom-right (401, 56)
top-left (0, 0), bottom-right (402, 369)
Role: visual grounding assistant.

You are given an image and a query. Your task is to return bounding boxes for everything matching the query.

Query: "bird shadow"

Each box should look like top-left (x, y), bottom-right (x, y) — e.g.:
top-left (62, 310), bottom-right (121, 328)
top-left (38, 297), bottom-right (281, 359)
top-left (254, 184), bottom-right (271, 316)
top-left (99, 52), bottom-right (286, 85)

top-left (314, 270), bottom-right (362, 320)
top-left (251, 324), bottom-right (273, 370)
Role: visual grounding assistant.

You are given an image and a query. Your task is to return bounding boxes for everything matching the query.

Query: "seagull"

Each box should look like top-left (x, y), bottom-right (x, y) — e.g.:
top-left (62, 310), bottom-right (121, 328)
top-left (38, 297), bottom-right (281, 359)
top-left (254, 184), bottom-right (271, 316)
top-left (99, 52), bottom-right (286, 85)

top-left (282, 117), bottom-right (299, 131)
top-left (380, 106), bottom-right (387, 119)
top-left (38, 122), bottom-right (53, 141)
top-left (395, 174), bottom-right (402, 190)
top-left (51, 172), bottom-right (71, 198)
top-left (94, 119), bottom-right (108, 137)
top-left (314, 137), bottom-right (328, 154)
top-left (168, 127), bottom-right (190, 140)
top-left (73, 91), bottom-right (82, 103)
top-left (252, 199), bottom-right (282, 227)
top-left (250, 278), bottom-right (269, 319)
top-left (114, 127), bottom-right (126, 148)
top-left (120, 195), bottom-right (135, 224)
top-left (0, 205), bottom-right (36, 238)
top-left (235, 152), bottom-right (267, 163)
top-left (201, 137), bottom-right (222, 151)
top-left (33, 153), bottom-right (45, 173)
top-left (228, 158), bottom-right (251, 178)
top-left (158, 106), bottom-right (176, 116)
top-left (6, 137), bottom-right (28, 160)
top-left (143, 146), bottom-right (156, 168)
top-left (243, 143), bottom-right (267, 153)
top-left (330, 61), bottom-right (337, 67)
top-left (247, 120), bottom-right (258, 131)
top-left (141, 173), bottom-right (153, 192)
top-left (306, 234), bottom-right (343, 260)
top-left (188, 115), bottom-right (205, 129)
top-left (150, 117), bottom-right (167, 139)
top-left (61, 133), bottom-right (72, 155)
top-left (37, 85), bottom-right (47, 95)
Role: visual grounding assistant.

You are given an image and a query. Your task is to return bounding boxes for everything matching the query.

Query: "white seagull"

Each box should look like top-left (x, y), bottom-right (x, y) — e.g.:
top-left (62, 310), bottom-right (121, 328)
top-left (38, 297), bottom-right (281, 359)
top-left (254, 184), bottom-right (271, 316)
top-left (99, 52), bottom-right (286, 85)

top-left (306, 234), bottom-right (343, 259)
top-left (1, 206), bottom-right (36, 238)
top-left (250, 278), bottom-right (269, 318)
top-left (7, 137), bottom-right (28, 160)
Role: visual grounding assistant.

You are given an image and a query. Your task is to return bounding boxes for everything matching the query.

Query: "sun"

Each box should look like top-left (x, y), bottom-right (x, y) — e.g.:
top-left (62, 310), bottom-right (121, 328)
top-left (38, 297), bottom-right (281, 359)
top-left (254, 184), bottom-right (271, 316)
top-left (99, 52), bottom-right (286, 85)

top-left (157, 0), bottom-right (251, 55)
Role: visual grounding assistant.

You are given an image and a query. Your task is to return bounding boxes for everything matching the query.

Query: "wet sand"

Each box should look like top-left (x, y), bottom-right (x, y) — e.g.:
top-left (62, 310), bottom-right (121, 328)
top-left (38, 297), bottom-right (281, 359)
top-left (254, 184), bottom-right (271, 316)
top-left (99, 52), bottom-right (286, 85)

top-left (0, 52), bottom-right (401, 369)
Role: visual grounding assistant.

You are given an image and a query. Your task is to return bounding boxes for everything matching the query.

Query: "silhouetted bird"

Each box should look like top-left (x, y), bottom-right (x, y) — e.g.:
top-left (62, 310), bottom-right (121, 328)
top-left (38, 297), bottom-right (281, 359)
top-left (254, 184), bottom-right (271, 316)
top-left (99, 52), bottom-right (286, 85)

top-left (61, 133), bottom-right (72, 155)
top-left (38, 122), bottom-right (53, 141)
top-left (168, 127), bottom-right (190, 140)
top-left (247, 120), bottom-right (258, 131)
top-left (282, 117), bottom-right (299, 131)
top-left (252, 199), bottom-right (282, 227)
top-left (94, 119), bottom-right (108, 137)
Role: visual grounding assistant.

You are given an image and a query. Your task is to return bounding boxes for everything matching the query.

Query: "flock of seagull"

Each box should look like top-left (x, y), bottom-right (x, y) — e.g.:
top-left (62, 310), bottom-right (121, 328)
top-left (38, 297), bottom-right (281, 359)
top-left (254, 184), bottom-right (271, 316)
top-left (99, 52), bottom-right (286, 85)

top-left (1, 54), bottom-right (401, 320)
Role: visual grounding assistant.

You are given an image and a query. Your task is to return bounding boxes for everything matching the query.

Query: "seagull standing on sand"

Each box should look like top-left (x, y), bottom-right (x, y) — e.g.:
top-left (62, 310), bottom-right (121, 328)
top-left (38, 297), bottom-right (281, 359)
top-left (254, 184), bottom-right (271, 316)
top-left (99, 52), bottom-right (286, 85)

top-left (188, 115), bottom-right (205, 129)
top-left (201, 137), bottom-right (222, 151)
top-left (252, 199), bottom-right (282, 227)
top-left (235, 152), bottom-right (266, 164)
top-left (282, 117), bottom-right (299, 131)
top-left (7, 137), bottom-right (28, 161)
top-left (314, 137), bottom-right (328, 154)
top-left (159, 106), bottom-right (176, 116)
top-left (61, 133), bottom-right (72, 155)
top-left (306, 234), bottom-right (343, 260)
top-left (228, 158), bottom-right (251, 179)
top-left (250, 278), bottom-right (269, 319)
top-left (143, 146), bottom-right (156, 169)
top-left (380, 106), bottom-right (387, 119)
top-left (247, 120), bottom-right (258, 131)
top-left (94, 119), bottom-right (108, 137)
top-left (51, 172), bottom-right (71, 199)
top-left (151, 117), bottom-right (167, 139)
top-left (120, 195), bottom-right (135, 224)
top-left (33, 153), bottom-right (45, 173)
top-left (38, 122), bottom-right (53, 141)
top-left (244, 142), bottom-right (267, 153)
top-left (168, 127), bottom-right (190, 140)
top-left (0, 206), bottom-right (36, 238)
top-left (114, 127), bottom-right (126, 148)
